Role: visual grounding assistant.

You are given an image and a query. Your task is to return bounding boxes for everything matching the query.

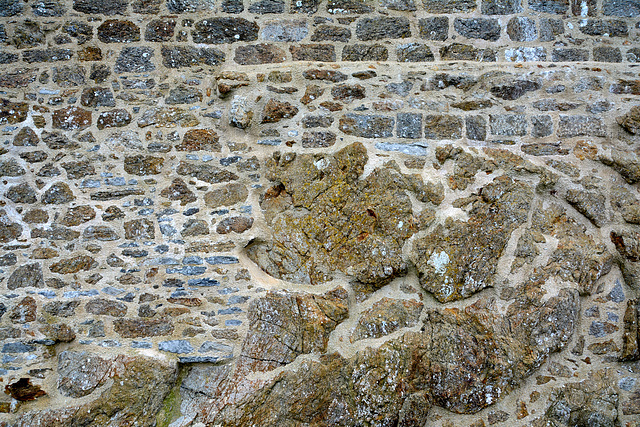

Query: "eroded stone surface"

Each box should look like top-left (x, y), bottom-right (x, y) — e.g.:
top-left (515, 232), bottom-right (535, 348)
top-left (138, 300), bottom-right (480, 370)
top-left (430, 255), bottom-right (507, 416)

top-left (414, 175), bottom-right (532, 302)
top-left (247, 143), bottom-right (419, 288)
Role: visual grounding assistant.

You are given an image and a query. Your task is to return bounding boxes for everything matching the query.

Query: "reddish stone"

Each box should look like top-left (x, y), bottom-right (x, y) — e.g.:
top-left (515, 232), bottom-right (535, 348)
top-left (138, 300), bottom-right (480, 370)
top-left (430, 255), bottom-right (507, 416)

top-left (113, 318), bottom-right (174, 338)
top-left (216, 216), bottom-right (254, 234)
top-left (77, 46), bottom-right (103, 61)
top-left (52, 107), bottom-right (91, 130)
top-left (5, 378), bottom-right (46, 401)
top-left (262, 99), bottom-right (299, 123)
top-left (97, 20), bottom-right (141, 43)
top-left (10, 296), bottom-right (37, 324)
top-left (176, 129), bottom-right (221, 152)
top-left (0, 99), bottom-right (28, 125)
top-left (97, 109), bottom-right (131, 129)
top-left (50, 255), bottom-right (97, 274)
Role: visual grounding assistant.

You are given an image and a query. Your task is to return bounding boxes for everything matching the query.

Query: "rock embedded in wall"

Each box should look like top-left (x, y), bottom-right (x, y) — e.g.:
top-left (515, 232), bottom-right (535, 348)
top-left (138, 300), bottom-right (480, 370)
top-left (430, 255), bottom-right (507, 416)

top-left (1, 0), bottom-right (639, 425)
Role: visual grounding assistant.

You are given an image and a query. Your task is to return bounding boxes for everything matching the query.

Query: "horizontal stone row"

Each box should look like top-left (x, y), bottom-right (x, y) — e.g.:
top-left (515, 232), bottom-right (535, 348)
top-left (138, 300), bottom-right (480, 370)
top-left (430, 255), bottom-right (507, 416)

top-left (1, 0), bottom-right (638, 17)
top-left (1, 16), bottom-right (634, 46)
top-left (2, 45), bottom-right (638, 68)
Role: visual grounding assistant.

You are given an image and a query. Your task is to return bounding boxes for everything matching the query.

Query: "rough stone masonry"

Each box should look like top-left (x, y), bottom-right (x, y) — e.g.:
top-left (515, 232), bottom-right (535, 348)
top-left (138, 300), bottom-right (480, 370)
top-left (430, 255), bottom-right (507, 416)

top-left (0, 0), bottom-right (640, 425)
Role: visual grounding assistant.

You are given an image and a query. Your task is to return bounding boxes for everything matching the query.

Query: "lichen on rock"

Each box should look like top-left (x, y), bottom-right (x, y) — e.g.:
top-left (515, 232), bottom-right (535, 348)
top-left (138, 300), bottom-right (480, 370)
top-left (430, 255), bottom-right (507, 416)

top-left (247, 142), bottom-right (427, 289)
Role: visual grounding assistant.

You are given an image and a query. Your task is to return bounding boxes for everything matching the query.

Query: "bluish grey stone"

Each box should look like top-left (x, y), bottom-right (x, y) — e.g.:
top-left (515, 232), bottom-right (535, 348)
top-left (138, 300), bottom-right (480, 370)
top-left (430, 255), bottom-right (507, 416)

top-left (585, 306), bottom-right (600, 317)
top-left (218, 307), bottom-right (243, 315)
top-left (466, 115), bottom-right (486, 140)
top-left (188, 278), bottom-right (220, 287)
top-left (397, 113), bottom-right (422, 138)
top-left (0, 0), bottom-right (23, 16)
top-left (589, 321), bottom-right (612, 337)
top-left (3, 342), bottom-right (35, 353)
top-left (257, 139), bottom-right (282, 146)
top-left (490, 115), bottom-right (528, 136)
top-left (102, 286), bottom-right (125, 295)
top-left (159, 340), bottom-right (194, 354)
top-left (170, 290), bottom-right (190, 298)
top-left (356, 17), bottom-right (411, 41)
top-left (98, 340), bottom-right (121, 347)
top-left (105, 177), bottom-right (126, 186)
top-left (557, 115), bottom-right (606, 137)
top-left (539, 18), bottom-right (563, 42)
top-left (80, 179), bottom-right (101, 188)
top-left (375, 142), bottom-right (428, 156)
top-left (381, 0), bottom-right (416, 10)
top-left (507, 17), bottom-right (537, 41)
top-left (339, 114), bottom-right (394, 138)
top-left (454, 18), bottom-right (500, 41)
top-left (594, 46), bottom-right (622, 63)
top-left (63, 290), bottom-right (99, 298)
top-left (505, 47), bottom-right (548, 62)
top-left (481, 0), bottom-right (522, 14)
top-left (248, 0), bottom-right (284, 13)
top-left (603, 0), bottom-right (640, 17)
top-left (179, 356), bottom-right (221, 363)
top-left (23, 48), bottom-right (74, 63)
top-left (260, 19), bottom-right (308, 42)
top-left (161, 46), bottom-right (226, 68)
top-left (627, 48), bottom-right (640, 62)
top-left (422, 0), bottom-right (475, 13)
top-left (228, 295), bottom-right (250, 305)
top-left (159, 224), bottom-right (177, 236)
top-left (531, 115), bottom-right (553, 137)
top-left (607, 280), bottom-right (625, 303)
top-left (225, 319), bottom-right (242, 326)
top-left (182, 256), bottom-right (204, 265)
top-left (73, 0), bottom-right (127, 14)
top-left (619, 377), bottom-right (636, 391)
top-left (529, 0), bottom-right (568, 13)
top-left (218, 287), bottom-right (239, 295)
top-left (552, 48), bottom-right (589, 62)
top-left (387, 81), bottom-right (414, 97)
top-left (418, 17), bottom-right (448, 41)
top-left (396, 43), bottom-right (435, 62)
top-left (579, 19), bottom-right (628, 37)
top-left (32, 0), bottom-right (66, 16)
top-left (0, 52), bottom-right (18, 64)
top-left (222, 0), bottom-right (244, 12)
top-left (37, 290), bottom-right (56, 299)
top-left (114, 47), bottom-right (155, 74)
top-left (206, 256), bottom-right (239, 265)
top-left (167, 0), bottom-right (216, 12)
top-left (587, 100), bottom-right (613, 114)
top-left (132, 341), bottom-right (152, 349)
top-left (144, 257), bottom-right (180, 266)
top-left (199, 341), bottom-right (233, 353)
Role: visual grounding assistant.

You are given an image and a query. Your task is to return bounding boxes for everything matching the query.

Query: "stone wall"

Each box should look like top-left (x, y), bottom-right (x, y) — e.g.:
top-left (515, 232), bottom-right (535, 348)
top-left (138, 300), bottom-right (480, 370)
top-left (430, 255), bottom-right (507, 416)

top-left (1, 0), bottom-right (640, 425)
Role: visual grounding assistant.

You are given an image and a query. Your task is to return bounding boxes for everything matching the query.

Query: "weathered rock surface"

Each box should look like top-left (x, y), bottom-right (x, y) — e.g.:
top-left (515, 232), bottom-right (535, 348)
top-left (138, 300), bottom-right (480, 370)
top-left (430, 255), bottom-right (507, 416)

top-left (413, 175), bottom-right (532, 302)
top-left (16, 354), bottom-right (177, 426)
top-left (247, 143), bottom-right (418, 288)
top-left (190, 274), bottom-right (579, 425)
top-left (352, 297), bottom-right (423, 341)
top-left (0, 2), bottom-right (637, 425)
top-left (236, 288), bottom-right (348, 374)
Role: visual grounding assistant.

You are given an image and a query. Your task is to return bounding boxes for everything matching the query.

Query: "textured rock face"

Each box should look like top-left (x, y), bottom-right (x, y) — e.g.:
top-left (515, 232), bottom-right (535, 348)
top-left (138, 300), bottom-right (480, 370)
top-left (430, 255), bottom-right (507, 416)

top-left (247, 143), bottom-right (419, 289)
top-left (15, 353), bottom-right (177, 426)
top-left (193, 276), bottom-right (579, 425)
top-left (414, 175), bottom-right (533, 302)
top-left (1, 0), bottom-right (639, 426)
